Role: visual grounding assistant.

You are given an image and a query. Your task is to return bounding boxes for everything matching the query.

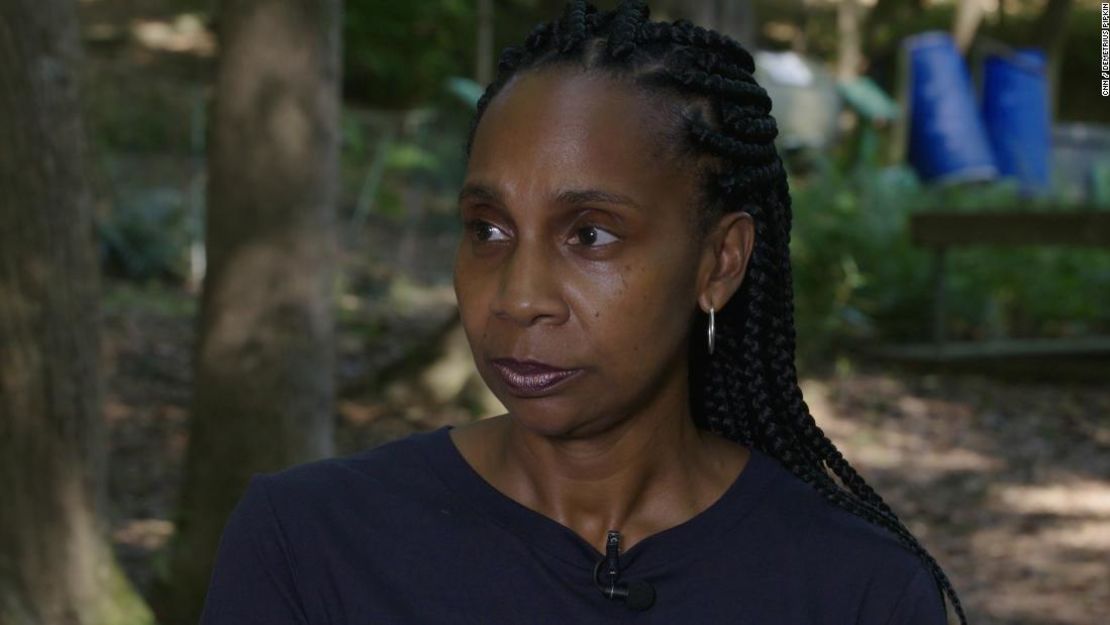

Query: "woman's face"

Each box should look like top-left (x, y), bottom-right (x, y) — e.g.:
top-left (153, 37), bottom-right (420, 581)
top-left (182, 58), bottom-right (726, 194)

top-left (454, 67), bottom-right (741, 438)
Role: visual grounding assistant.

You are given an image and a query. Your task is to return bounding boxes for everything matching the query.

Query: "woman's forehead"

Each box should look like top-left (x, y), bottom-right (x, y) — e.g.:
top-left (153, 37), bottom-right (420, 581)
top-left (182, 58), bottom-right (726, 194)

top-left (467, 68), bottom-right (692, 204)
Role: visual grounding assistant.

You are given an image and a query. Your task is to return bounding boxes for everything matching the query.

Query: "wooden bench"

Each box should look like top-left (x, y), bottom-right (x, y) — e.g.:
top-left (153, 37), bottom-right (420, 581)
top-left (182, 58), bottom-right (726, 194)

top-left (905, 209), bottom-right (1110, 358)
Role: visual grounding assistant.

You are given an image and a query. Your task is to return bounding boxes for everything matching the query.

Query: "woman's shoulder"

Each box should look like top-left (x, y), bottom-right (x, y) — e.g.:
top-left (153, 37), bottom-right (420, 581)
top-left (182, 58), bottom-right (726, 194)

top-left (250, 427), bottom-right (448, 518)
top-left (204, 428), bottom-right (460, 623)
top-left (750, 451), bottom-right (931, 573)
top-left (743, 452), bottom-right (948, 622)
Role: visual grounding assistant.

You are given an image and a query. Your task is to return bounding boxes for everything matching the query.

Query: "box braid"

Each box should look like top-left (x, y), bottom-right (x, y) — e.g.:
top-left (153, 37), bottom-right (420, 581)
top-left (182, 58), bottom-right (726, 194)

top-left (462, 2), bottom-right (966, 623)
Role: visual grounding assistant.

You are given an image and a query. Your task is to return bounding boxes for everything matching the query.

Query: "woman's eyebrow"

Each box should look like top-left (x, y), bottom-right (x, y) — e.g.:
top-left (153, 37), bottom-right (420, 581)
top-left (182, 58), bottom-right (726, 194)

top-left (556, 188), bottom-right (642, 210)
top-left (457, 183), bottom-right (642, 211)
top-left (457, 183), bottom-right (499, 206)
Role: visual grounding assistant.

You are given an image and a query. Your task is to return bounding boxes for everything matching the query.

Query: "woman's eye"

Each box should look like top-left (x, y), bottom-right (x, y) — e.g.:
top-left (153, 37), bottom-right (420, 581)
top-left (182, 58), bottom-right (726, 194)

top-left (466, 219), bottom-right (509, 242)
top-left (569, 224), bottom-right (619, 247)
top-left (465, 219), bottom-right (618, 248)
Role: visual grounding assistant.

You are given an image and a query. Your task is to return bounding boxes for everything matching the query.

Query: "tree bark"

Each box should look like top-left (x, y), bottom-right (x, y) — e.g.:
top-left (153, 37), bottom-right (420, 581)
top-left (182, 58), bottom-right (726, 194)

top-left (476, 0), bottom-right (494, 86)
top-left (1030, 0), bottom-right (1073, 120)
top-left (953, 0), bottom-right (988, 53)
top-left (838, 0), bottom-right (862, 79)
top-left (150, 1), bottom-right (342, 623)
top-left (0, 1), bottom-right (155, 624)
top-left (684, 0), bottom-right (756, 50)
top-left (716, 0), bottom-right (756, 53)
top-left (863, 0), bottom-right (925, 53)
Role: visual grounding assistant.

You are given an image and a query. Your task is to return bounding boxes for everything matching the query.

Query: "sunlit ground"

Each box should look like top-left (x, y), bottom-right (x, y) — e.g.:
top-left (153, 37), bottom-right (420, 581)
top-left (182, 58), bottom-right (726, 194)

top-left (804, 372), bottom-right (1110, 625)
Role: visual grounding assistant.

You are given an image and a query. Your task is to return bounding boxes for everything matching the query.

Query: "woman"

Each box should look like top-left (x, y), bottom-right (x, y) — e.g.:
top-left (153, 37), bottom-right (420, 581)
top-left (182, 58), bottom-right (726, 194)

top-left (201, 2), bottom-right (966, 623)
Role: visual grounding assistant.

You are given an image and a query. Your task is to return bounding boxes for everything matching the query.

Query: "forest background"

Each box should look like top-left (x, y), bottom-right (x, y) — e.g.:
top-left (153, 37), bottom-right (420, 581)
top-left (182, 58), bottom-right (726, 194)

top-left (2, 1), bottom-right (1108, 624)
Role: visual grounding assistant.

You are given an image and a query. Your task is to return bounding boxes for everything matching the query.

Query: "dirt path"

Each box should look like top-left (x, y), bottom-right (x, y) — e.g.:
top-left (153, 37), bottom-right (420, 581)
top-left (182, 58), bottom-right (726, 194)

top-left (804, 369), bottom-right (1110, 625)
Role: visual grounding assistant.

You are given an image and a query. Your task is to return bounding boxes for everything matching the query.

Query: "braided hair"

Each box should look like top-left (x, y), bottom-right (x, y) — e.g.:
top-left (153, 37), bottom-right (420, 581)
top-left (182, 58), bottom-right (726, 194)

top-left (462, 2), bottom-right (966, 623)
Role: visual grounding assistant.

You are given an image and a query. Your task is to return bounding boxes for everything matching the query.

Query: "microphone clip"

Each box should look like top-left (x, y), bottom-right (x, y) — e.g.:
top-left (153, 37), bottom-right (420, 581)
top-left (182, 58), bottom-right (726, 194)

top-left (593, 530), bottom-right (656, 611)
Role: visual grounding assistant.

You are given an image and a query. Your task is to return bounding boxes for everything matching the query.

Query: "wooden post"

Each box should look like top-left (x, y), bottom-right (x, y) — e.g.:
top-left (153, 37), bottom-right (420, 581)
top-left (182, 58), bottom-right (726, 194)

top-left (931, 247), bottom-right (947, 347)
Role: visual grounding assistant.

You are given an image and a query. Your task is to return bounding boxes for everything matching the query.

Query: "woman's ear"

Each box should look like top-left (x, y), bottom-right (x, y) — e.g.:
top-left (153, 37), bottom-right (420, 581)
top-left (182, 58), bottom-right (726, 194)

top-left (697, 210), bottom-right (755, 312)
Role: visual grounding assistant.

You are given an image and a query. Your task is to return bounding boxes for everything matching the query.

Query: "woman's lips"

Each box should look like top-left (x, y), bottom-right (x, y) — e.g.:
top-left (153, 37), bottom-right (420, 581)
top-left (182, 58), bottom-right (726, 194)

top-left (490, 359), bottom-right (582, 397)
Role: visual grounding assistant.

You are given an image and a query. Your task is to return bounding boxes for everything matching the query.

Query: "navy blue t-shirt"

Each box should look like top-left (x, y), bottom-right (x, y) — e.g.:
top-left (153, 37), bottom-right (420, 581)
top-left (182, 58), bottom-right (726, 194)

top-left (200, 425), bottom-right (949, 624)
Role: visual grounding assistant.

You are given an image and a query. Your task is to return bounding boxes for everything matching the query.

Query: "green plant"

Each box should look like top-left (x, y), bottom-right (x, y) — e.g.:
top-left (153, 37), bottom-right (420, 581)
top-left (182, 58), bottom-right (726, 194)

top-left (97, 187), bottom-right (191, 282)
top-left (788, 154), bottom-right (1110, 357)
top-left (343, 1), bottom-right (476, 108)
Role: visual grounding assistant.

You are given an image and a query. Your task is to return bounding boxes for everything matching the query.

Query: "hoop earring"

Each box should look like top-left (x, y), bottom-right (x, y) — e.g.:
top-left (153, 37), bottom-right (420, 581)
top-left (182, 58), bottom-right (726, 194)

top-left (707, 306), bottom-right (716, 355)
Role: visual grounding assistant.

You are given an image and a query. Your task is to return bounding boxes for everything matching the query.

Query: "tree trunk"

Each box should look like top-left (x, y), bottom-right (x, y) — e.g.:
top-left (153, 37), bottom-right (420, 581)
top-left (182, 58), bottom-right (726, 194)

top-left (838, 0), bottom-right (862, 79)
top-left (863, 0), bottom-right (925, 53)
top-left (952, 0), bottom-right (987, 53)
top-left (1030, 0), bottom-right (1072, 121)
top-left (716, 0), bottom-right (756, 53)
top-left (0, 1), bottom-right (155, 624)
top-left (475, 0), bottom-right (494, 86)
top-left (150, 1), bottom-right (342, 623)
top-left (685, 0), bottom-right (756, 50)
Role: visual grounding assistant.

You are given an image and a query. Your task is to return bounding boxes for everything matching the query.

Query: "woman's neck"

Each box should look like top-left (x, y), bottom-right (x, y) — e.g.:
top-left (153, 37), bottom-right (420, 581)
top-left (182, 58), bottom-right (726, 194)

top-left (488, 404), bottom-right (748, 555)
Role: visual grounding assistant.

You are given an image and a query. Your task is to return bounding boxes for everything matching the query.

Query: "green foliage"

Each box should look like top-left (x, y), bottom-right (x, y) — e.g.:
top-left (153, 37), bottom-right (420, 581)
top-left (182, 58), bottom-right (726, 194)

top-left (789, 156), bottom-right (1110, 355)
top-left (92, 553), bottom-right (158, 625)
top-left (343, 0), bottom-right (476, 107)
top-left (85, 76), bottom-right (197, 153)
top-left (342, 0), bottom-right (571, 109)
top-left (97, 187), bottom-right (191, 282)
top-left (387, 143), bottom-right (440, 173)
top-left (1053, 7), bottom-right (1110, 123)
top-left (101, 277), bottom-right (197, 318)
top-left (341, 99), bottom-right (474, 224)
top-left (791, 159), bottom-right (927, 348)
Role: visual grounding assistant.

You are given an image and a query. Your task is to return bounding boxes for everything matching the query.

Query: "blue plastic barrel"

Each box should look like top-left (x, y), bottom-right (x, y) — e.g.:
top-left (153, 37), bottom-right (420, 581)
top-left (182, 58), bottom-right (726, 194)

top-left (904, 32), bottom-right (998, 184)
top-left (981, 47), bottom-right (1050, 193)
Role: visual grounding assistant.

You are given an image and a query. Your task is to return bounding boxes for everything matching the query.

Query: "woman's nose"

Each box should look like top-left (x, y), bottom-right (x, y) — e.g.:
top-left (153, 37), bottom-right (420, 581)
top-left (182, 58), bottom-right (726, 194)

top-left (490, 240), bottom-right (566, 327)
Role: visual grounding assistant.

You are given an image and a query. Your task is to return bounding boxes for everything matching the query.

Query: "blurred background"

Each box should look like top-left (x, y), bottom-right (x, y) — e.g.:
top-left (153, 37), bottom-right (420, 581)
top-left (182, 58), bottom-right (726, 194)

top-left (2, 0), bottom-right (1108, 624)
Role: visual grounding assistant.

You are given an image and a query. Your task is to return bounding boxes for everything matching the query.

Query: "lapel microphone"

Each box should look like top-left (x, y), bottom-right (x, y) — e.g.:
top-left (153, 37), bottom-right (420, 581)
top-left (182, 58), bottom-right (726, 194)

top-left (593, 530), bottom-right (656, 611)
